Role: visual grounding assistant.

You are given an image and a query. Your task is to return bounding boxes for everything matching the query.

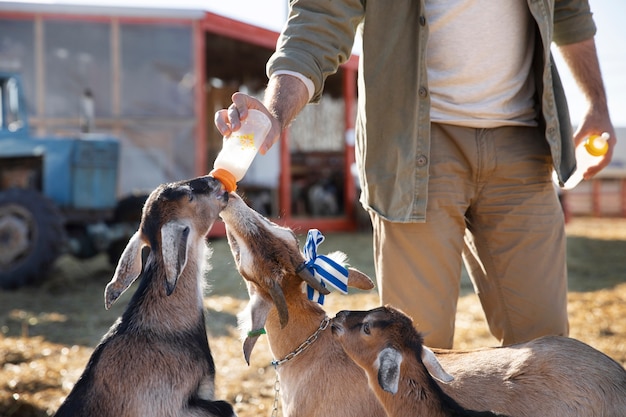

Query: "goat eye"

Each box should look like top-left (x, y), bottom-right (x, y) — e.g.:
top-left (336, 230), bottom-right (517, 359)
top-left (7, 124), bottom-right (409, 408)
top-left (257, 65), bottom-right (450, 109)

top-left (362, 322), bottom-right (371, 335)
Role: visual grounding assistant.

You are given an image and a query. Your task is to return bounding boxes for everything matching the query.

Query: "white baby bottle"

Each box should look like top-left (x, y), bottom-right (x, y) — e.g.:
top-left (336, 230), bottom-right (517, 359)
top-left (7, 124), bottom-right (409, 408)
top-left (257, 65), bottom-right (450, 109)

top-left (210, 109), bottom-right (272, 192)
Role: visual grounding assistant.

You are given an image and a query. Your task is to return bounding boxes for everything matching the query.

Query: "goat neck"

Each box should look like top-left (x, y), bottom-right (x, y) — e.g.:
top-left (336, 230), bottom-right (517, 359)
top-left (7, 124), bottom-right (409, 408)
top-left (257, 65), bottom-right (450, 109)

top-left (125, 244), bottom-right (207, 334)
top-left (264, 280), bottom-right (329, 364)
top-left (379, 350), bottom-right (504, 417)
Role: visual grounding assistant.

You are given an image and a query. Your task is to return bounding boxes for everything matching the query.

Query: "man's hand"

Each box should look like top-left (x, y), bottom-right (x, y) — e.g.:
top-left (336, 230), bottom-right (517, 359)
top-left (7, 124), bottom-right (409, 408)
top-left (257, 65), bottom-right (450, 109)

top-left (214, 74), bottom-right (310, 155)
top-left (572, 109), bottom-right (616, 179)
top-left (214, 93), bottom-right (281, 155)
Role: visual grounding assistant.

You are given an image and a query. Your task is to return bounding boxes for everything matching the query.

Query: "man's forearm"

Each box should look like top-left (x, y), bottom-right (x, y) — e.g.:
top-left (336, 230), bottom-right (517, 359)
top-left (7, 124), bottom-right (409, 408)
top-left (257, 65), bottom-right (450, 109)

top-left (557, 37), bottom-right (616, 178)
top-left (557, 38), bottom-right (608, 112)
top-left (264, 74), bottom-right (310, 132)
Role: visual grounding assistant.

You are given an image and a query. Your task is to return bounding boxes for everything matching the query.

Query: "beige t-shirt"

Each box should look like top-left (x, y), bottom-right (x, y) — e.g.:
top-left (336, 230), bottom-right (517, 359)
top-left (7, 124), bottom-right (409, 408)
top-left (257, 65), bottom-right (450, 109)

top-left (425, 0), bottom-right (537, 128)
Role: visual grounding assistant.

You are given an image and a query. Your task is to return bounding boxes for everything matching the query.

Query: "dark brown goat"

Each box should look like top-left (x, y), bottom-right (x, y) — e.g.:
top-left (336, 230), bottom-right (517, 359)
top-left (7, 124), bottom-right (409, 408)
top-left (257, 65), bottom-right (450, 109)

top-left (54, 176), bottom-right (235, 417)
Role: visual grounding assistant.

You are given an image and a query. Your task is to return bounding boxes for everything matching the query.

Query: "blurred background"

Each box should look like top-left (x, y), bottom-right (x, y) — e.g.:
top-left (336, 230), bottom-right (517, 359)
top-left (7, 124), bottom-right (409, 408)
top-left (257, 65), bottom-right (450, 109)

top-left (0, 1), bottom-right (624, 416)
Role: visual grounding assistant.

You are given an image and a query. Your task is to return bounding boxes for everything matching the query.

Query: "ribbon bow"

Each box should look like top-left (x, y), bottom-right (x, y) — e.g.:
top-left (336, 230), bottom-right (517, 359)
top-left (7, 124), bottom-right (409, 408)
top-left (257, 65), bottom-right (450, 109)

top-left (302, 229), bottom-right (349, 304)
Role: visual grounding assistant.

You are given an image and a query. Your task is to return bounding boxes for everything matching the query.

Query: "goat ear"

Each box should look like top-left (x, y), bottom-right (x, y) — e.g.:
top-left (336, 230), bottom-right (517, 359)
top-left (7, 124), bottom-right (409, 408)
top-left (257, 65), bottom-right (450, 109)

top-left (347, 267), bottom-right (375, 290)
top-left (161, 220), bottom-right (191, 296)
top-left (105, 231), bottom-right (146, 309)
top-left (377, 347), bottom-right (403, 394)
top-left (239, 284), bottom-right (273, 365)
top-left (421, 346), bottom-right (454, 383)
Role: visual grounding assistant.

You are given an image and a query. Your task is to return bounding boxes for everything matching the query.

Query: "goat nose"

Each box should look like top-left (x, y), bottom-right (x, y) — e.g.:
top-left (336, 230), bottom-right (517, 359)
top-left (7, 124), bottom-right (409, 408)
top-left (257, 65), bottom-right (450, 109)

top-left (334, 310), bottom-right (348, 322)
top-left (330, 321), bottom-right (343, 336)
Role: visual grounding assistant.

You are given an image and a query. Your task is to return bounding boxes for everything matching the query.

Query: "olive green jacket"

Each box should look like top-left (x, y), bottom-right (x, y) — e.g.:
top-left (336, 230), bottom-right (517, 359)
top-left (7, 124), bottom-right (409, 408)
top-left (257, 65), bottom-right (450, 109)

top-left (267, 0), bottom-right (596, 222)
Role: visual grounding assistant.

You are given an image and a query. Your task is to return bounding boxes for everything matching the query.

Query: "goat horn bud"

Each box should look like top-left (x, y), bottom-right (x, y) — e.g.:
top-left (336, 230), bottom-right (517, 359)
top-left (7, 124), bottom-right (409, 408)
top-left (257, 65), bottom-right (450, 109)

top-left (269, 281), bottom-right (290, 328)
top-left (296, 262), bottom-right (331, 295)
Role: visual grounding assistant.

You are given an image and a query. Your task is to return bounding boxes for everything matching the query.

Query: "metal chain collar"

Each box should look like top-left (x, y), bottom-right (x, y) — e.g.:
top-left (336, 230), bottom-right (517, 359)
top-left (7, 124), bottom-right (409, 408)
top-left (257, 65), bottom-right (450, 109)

top-left (271, 316), bottom-right (330, 367)
top-left (269, 316), bottom-right (331, 417)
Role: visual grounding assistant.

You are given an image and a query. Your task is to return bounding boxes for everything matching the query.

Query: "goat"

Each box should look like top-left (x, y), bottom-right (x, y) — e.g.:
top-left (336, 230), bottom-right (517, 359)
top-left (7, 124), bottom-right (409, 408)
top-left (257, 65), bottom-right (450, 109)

top-left (332, 305), bottom-right (626, 417)
top-left (54, 176), bottom-right (235, 417)
top-left (332, 307), bottom-right (508, 416)
top-left (219, 192), bottom-right (387, 417)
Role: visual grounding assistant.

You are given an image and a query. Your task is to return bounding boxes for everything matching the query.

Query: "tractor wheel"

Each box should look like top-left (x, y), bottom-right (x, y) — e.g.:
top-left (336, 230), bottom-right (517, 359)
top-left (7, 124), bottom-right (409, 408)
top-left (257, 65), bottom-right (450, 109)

top-left (0, 188), bottom-right (66, 289)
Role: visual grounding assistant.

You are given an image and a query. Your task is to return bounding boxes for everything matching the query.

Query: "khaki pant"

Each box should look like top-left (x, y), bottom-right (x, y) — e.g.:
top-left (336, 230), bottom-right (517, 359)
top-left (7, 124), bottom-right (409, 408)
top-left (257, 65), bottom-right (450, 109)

top-left (371, 123), bottom-right (569, 348)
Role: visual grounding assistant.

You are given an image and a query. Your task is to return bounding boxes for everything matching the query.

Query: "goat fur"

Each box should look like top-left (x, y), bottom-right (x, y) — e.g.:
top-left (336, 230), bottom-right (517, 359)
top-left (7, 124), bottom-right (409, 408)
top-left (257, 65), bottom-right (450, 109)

top-left (332, 305), bottom-right (626, 417)
top-left (54, 176), bottom-right (235, 417)
top-left (219, 192), bottom-right (386, 417)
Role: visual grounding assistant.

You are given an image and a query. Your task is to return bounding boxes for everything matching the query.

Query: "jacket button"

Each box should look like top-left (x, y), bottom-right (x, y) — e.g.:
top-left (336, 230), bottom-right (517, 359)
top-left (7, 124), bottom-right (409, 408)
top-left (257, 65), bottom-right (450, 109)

top-left (419, 15), bottom-right (426, 26)
top-left (416, 155), bottom-right (428, 166)
top-left (418, 87), bottom-right (428, 97)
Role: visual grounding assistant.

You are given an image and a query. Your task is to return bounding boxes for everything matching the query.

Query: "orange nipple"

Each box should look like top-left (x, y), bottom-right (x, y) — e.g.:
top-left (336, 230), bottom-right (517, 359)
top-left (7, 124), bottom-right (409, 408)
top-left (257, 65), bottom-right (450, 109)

top-left (209, 168), bottom-right (237, 192)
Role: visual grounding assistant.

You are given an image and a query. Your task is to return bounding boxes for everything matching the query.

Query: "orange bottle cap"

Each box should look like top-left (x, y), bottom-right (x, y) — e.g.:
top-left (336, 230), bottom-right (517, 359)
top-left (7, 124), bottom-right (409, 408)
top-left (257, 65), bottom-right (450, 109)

top-left (210, 168), bottom-right (237, 192)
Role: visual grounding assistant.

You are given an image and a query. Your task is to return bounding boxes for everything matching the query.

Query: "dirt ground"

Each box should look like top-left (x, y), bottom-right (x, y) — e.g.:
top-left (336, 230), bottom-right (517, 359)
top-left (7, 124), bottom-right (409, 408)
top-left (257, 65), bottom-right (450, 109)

top-left (1, 217), bottom-right (625, 417)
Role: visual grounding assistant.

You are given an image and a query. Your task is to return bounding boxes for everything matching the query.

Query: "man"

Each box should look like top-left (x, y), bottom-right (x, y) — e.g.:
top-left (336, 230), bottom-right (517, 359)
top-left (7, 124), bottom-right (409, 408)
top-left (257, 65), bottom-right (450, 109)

top-left (215, 0), bottom-right (616, 348)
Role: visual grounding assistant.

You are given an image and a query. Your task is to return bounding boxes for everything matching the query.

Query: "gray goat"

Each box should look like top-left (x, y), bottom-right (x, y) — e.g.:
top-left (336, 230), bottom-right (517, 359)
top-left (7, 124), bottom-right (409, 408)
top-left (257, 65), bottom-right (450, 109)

top-left (54, 176), bottom-right (235, 417)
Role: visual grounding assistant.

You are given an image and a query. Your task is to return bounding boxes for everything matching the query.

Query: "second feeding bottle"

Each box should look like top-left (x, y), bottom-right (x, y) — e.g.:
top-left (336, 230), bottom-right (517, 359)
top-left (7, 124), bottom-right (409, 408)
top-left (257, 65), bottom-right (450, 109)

top-left (210, 109), bottom-right (272, 192)
top-left (561, 132), bottom-right (610, 190)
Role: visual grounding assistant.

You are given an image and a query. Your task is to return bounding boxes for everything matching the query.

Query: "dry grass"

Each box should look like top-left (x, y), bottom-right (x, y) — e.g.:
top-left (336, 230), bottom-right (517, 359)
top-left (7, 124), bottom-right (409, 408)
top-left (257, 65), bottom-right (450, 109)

top-left (1, 217), bottom-right (625, 417)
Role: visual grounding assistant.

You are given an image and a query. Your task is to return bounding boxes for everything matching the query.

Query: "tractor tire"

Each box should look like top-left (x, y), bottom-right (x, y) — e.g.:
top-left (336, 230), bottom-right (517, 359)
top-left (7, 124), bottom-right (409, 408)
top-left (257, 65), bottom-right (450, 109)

top-left (0, 188), bottom-right (66, 289)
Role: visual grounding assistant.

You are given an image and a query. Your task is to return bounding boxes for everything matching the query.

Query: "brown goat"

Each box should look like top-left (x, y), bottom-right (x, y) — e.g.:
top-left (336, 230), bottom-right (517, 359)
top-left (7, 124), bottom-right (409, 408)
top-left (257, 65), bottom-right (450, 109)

top-left (219, 192), bottom-right (386, 417)
top-left (332, 305), bottom-right (626, 417)
top-left (54, 176), bottom-right (235, 417)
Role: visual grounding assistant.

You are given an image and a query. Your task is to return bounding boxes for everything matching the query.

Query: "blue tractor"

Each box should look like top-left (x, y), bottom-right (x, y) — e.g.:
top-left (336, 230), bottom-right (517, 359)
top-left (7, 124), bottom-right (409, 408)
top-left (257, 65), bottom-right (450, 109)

top-left (0, 72), bottom-right (139, 288)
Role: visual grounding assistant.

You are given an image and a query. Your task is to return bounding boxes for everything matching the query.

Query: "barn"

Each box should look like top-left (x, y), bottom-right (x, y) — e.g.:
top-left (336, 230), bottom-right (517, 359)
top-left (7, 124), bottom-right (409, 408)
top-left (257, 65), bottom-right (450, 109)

top-left (0, 0), bottom-right (361, 235)
top-left (1, 0), bottom-right (623, 235)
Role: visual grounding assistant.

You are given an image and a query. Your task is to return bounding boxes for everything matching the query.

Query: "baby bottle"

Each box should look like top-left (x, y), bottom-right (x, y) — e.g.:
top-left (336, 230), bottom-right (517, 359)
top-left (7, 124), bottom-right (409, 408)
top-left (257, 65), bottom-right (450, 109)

top-left (561, 132), bottom-right (610, 190)
top-left (210, 109), bottom-right (272, 192)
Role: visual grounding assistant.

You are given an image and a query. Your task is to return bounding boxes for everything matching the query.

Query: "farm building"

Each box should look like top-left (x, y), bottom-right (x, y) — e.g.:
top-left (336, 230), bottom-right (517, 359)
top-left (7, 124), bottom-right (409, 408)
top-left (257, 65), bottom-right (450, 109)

top-left (1, 0), bottom-right (623, 235)
top-left (0, 0), bottom-right (361, 235)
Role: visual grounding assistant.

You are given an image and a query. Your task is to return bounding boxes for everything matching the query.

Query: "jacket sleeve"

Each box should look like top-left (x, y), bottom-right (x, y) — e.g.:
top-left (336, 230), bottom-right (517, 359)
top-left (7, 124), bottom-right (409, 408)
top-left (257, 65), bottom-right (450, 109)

top-left (553, 0), bottom-right (597, 45)
top-left (267, 0), bottom-right (364, 103)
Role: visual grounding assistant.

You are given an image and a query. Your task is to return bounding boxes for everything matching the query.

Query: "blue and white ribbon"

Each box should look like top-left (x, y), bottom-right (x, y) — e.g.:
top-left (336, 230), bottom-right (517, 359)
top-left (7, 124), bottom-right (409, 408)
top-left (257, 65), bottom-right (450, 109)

top-left (302, 229), bottom-right (349, 304)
